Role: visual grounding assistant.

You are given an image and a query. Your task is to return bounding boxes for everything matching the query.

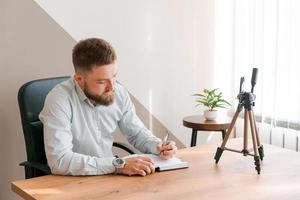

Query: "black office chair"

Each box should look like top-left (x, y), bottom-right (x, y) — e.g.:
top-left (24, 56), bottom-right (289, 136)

top-left (18, 76), bottom-right (137, 179)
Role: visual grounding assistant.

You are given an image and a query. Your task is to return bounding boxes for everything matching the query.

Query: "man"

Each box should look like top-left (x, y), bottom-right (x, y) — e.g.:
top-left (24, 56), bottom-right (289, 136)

top-left (39, 38), bottom-right (177, 176)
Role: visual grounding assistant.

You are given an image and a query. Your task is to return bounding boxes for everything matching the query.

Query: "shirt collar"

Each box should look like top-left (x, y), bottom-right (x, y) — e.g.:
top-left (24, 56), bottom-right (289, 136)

top-left (73, 78), bottom-right (89, 102)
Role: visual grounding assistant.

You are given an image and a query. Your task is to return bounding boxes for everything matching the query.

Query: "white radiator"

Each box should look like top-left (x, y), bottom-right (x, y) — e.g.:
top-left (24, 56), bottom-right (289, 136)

top-left (235, 118), bottom-right (300, 152)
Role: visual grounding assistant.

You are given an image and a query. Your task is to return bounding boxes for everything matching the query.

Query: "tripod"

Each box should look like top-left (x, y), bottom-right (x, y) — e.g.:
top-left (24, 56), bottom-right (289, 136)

top-left (214, 68), bottom-right (264, 174)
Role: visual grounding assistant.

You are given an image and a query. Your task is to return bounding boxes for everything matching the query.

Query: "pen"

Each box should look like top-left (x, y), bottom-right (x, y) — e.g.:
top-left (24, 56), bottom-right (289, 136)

top-left (163, 133), bottom-right (169, 145)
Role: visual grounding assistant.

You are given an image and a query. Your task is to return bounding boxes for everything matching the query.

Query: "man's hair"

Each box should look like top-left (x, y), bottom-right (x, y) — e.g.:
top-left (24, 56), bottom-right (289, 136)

top-left (72, 38), bottom-right (117, 72)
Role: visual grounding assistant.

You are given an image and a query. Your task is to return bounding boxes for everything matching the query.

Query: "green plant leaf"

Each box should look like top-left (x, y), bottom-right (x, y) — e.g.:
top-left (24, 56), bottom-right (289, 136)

top-left (204, 89), bottom-right (209, 93)
top-left (192, 94), bottom-right (206, 97)
top-left (193, 88), bottom-right (231, 111)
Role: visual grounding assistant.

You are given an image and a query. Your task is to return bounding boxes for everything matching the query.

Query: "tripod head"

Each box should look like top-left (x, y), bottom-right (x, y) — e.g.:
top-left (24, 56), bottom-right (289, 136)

top-left (237, 68), bottom-right (258, 110)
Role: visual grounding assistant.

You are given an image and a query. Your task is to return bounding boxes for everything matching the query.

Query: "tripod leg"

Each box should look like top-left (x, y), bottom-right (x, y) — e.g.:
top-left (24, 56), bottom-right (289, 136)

top-left (220, 106), bottom-right (242, 148)
top-left (214, 105), bottom-right (242, 164)
top-left (258, 145), bottom-right (264, 161)
top-left (248, 110), bottom-right (261, 174)
top-left (258, 145), bottom-right (264, 157)
top-left (253, 114), bottom-right (261, 145)
top-left (254, 155), bottom-right (261, 175)
top-left (214, 147), bottom-right (224, 164)
top-left (242, 110), bottom-right (249, 156)
top-left (253, 113), bottom-right (264, 160)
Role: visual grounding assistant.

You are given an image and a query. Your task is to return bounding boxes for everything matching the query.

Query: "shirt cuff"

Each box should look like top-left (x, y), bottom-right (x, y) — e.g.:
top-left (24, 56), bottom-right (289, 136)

top-left (96, 157), bottom-right (116, 175)
top-left (147, 140), bottom-right (161, 155)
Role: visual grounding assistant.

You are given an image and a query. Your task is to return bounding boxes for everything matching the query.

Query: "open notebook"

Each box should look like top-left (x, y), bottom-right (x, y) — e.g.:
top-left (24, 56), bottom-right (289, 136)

top-left (143, 154), bottom-right (189, 172)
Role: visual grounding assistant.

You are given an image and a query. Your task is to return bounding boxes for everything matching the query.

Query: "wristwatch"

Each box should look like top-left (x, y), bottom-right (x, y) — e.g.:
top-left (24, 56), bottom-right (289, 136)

top-left (112, 157), bottom-right (125, 174)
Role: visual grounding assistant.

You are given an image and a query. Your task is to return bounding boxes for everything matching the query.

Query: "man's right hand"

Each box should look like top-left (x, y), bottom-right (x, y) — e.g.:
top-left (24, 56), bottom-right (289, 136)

top-left (119, 156), bottom-right (155, 176)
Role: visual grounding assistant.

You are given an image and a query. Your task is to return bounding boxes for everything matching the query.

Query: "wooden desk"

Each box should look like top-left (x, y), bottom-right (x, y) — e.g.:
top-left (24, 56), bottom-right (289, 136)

top-left (183, 115), bottom-right (231, 147)
top-left (12, 139), bottom-right (300, 200)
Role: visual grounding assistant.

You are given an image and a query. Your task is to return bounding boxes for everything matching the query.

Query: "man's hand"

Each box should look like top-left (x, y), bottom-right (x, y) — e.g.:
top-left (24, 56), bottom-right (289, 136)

top-left (120, 156), bottom-right (155, 176)
top-left (157, 140), bottom-right (177, 160)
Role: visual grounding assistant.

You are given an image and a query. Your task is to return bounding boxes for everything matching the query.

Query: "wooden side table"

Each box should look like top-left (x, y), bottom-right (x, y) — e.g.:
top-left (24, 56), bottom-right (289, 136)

top-left (183, 115), bottom-right (232, 147)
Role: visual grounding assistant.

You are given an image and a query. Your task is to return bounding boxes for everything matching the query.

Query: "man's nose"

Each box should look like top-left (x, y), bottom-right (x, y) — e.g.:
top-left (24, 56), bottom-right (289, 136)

top-left (106, 79), bottom-right (115, 91)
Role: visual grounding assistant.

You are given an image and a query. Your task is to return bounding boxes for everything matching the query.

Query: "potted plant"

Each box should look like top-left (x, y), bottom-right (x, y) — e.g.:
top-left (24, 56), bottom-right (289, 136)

top-left (193, 88), bottom-right (231, 120)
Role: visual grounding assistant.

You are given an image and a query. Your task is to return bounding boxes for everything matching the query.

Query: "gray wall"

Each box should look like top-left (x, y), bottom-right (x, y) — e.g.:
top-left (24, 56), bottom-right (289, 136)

top-left (0, 0), bottom-right (75, 199)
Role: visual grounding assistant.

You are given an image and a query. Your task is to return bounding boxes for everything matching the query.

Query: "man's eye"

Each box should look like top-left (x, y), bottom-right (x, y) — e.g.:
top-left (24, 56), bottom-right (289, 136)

top-left (98, 81), bottom-right (106, 84)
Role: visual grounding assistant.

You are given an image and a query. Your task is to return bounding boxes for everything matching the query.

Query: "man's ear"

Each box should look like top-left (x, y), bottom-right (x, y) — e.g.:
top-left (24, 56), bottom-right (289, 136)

top-left (74, 72), bottom-right (84, 87)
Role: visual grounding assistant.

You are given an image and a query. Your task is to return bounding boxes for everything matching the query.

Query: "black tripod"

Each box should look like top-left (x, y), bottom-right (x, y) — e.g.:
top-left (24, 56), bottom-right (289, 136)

top-left (214, 68), bottom-right (264, 174)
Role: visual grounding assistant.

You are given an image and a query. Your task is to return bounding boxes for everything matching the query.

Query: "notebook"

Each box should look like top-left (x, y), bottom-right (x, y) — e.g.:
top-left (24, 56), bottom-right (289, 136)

top-left (143, 154), bottom-right (189, 172)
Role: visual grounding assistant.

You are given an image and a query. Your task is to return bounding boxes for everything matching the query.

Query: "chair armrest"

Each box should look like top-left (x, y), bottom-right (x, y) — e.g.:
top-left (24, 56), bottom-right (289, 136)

top-left (20, 161), bottom-right (51, 175)
top-left (113, 142), bottom-right (140, 154)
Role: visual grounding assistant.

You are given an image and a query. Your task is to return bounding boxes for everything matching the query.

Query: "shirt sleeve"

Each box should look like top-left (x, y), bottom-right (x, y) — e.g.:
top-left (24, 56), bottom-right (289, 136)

top-left (118, 88), bottom-right (161, 154)
top-left (39, 91), bottom-right (115, 176)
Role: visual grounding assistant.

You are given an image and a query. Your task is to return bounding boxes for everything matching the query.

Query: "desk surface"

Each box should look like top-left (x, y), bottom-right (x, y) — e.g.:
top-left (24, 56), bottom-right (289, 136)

top-left (12, 139), bottom-right (300, 200)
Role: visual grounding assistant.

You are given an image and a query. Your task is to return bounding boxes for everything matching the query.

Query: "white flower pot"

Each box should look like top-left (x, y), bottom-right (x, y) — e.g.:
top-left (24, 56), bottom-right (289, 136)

top-left (204, 110), bottom-right (218, 120)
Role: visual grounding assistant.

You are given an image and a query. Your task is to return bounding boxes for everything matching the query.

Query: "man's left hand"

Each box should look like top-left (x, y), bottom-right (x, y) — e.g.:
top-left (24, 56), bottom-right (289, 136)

top-left (157, 141), bottom-right (177, 160)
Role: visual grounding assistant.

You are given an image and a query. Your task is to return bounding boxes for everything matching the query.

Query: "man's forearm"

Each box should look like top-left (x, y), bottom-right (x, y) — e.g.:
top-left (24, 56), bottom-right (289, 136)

top-left (48, 151), bottom-right (115, 176)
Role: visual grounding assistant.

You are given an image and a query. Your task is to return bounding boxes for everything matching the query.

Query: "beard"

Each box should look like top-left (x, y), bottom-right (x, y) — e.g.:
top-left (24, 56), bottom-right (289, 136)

top-left (83, 83), bottom-right (115, 106)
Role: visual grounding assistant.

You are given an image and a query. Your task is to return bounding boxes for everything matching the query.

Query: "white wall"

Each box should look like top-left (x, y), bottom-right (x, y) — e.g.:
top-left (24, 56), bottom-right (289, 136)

top-left (34, 0), bottom-right (216, 146)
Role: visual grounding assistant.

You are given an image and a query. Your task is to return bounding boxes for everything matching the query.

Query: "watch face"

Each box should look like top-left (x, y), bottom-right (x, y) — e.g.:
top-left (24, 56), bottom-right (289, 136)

top-left (116, 158), bottom-right (124, 165)
top-left (114, 158), bottom-right (125, 168)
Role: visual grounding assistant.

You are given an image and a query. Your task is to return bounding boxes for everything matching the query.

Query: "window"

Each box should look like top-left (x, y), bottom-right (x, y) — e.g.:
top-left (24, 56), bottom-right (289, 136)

top-left (214, 0), bottom-right (300, 130)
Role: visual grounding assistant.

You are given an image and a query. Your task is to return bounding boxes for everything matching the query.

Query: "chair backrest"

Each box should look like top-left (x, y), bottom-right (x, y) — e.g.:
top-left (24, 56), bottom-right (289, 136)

top-left (18, 76), bottom-right (69, 175)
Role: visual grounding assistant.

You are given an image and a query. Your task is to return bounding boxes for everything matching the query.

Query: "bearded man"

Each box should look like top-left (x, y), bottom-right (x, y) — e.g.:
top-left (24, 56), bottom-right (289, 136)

top-left (39, 38), bottom-right (177, 176)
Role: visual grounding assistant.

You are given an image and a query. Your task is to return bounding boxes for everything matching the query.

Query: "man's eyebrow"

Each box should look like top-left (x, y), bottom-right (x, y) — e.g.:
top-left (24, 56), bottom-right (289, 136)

top-left (96, 72), bottom-right (118, 81)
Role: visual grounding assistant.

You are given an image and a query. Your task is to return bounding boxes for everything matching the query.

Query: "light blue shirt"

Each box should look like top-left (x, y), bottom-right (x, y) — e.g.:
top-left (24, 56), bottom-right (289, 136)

top-left (39, 78), bottom-right (161, 176)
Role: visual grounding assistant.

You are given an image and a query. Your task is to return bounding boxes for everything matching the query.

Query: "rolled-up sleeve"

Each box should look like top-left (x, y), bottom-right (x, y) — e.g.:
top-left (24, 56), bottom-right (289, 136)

top-left (118, 90), bottom-right (161, 154)
top-left (39, 92), bottom-right (115, 176)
